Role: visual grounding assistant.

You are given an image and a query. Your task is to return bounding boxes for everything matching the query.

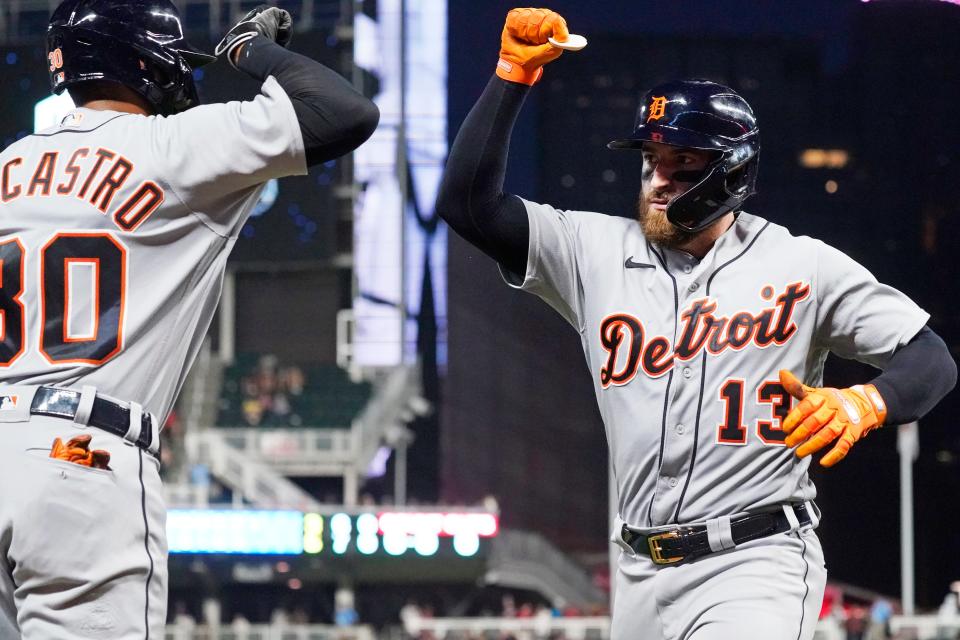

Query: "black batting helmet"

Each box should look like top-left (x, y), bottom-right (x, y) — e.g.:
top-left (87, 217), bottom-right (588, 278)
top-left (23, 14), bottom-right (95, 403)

top-left (609, 80), bottom-right (760, 233)
top-left (47, 0), bottom-right (216, 116)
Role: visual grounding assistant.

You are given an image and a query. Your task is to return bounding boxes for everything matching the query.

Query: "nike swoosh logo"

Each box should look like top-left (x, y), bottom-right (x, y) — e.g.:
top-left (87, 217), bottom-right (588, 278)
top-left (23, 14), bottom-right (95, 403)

top-left (624, 257), bottom-right (655, 269)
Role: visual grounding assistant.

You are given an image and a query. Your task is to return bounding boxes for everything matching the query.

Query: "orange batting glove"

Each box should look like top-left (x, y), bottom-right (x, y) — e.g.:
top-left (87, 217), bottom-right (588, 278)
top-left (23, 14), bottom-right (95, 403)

top-left (779, 370), bottom-right (888, 467)
top-left (496, 8), bottom-right (569, 86)
top-left (50, 434), bottom-right (112, 470)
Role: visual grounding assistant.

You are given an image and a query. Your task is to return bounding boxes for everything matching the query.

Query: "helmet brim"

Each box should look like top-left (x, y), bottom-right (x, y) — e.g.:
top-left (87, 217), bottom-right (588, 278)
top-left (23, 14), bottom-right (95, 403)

top-left (608, 124), bottom-right (737, 152)
top-left (179, 47), bottom-right (216, 69)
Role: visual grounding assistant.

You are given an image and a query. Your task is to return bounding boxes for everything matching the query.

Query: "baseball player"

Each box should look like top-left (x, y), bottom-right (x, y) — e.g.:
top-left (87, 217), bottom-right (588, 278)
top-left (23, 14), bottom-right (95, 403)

top-left (436, 8), bottom-right (956, 640)
top-left (0, 1), bottom-right (378, 637)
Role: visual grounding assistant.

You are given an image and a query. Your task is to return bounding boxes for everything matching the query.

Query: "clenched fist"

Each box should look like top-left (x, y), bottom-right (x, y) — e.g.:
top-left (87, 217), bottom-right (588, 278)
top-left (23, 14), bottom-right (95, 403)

top-left (496, 8), bottom-right (569, 85)
top-left (215, 5), bottom-right (294, 68)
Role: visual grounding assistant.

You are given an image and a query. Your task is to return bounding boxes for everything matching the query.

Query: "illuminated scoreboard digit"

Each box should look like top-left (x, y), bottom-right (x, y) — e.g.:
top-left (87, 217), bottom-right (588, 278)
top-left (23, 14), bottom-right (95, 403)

top-left (330, 512), bottom-right (353, 554)
top-left (167, 510), bottom-right (498, 557)
top-left (319, 511), bottom-right (498, 557)
top-left (303, 513), bottom-right (324, 554)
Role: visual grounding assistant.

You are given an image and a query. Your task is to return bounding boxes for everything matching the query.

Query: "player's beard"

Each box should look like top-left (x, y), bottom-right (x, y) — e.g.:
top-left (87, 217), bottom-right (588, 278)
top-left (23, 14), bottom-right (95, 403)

top-left (637, 191), bottom-right (698, 249)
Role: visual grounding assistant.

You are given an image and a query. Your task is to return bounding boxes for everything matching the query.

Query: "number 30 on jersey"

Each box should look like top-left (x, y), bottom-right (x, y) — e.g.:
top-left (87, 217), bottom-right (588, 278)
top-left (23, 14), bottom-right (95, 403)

top-left (0, 232), bottom-right (126, 366)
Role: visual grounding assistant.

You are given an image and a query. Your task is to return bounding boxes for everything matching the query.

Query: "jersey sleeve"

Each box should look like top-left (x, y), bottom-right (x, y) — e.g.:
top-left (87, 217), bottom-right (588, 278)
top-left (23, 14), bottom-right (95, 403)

top-left (813, 240), bottom-right (929, 368)
top-left (500, 198), bottom-right (585, 330)
top-left (153, 76), bottom-right (307, 228)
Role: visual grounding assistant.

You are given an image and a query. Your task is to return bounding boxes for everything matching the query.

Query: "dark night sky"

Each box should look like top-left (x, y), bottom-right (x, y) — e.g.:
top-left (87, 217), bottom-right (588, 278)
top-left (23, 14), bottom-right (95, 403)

top-left (448, 0), bottom-right (863, 194)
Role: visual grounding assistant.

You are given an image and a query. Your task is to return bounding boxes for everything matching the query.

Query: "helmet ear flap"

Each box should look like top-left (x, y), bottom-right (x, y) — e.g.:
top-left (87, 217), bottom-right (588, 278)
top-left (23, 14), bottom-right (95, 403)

top-left (724, 166), bottom-right (748, 195)
top-left (146, 58), bottom-right (173, 89)
top-left (665, 149), bottom-right (760, 233)
top-left (723, 154), bottom-right (760, 198)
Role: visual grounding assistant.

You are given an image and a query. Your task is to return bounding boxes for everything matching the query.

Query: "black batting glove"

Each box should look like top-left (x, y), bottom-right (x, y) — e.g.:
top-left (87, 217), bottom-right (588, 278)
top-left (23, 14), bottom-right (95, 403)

top-left (215, 5), bottom-right (293, 69)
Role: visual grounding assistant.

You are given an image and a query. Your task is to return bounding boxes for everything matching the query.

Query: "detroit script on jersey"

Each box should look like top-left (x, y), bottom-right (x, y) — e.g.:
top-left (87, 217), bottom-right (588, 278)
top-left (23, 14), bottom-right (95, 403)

top-left (0, 77), bottom-right (306, 423)
top-left (598, 282), bottom-right (810, 386)
top-left (507, 200), bottom-right (928, 527)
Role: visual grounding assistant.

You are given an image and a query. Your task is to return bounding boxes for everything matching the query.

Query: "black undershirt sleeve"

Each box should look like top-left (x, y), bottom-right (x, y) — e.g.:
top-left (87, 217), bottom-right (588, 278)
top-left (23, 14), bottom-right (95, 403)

top-left (870, 326), bottom-right (957, 425)
top-left (236, 35), bottom-right (379, 166)
top-left (435, 75), bottom-right (531, 277)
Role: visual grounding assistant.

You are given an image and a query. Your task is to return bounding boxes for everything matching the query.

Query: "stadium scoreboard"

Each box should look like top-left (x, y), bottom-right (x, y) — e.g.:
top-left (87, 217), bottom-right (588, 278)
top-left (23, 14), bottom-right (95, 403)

top-left (167, 509), bottom-right (499, 558)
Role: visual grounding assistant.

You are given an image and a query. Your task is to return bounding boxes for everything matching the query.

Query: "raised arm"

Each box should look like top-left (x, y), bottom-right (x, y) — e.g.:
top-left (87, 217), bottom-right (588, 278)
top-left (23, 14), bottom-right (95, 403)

top-left (435, 76), bottom-right (531, 276)
top-left (436, 8), bottom-right (570, 277)
top-left (219, 7), bottom-right (380, 167)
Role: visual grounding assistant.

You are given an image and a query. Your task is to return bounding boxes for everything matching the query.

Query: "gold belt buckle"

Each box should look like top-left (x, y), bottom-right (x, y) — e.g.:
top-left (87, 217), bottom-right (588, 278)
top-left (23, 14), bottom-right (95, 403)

top-left (648, 530), bottom-right (682, 565)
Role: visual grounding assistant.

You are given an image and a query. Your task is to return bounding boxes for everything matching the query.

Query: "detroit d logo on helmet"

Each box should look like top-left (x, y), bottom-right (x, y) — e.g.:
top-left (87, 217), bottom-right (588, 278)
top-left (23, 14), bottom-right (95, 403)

top-left (646, 96), bottom-right (667, 122)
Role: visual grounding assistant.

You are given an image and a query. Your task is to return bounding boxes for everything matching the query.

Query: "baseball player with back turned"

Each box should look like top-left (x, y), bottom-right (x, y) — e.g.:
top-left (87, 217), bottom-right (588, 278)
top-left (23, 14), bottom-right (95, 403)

top-left (0, 1), bottom-right (378, 637)
top-left (436, 8), bottom-right (956, 640)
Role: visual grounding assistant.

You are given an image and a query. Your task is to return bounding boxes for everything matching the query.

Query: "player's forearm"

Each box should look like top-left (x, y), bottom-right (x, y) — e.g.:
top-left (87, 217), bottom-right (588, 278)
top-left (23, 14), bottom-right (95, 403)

top-left (436, 75), bottom-right (530, 276)
top-left (871, 326), bottom-right (957, 425)
top-left (235, 35), bottom-right (379, 166)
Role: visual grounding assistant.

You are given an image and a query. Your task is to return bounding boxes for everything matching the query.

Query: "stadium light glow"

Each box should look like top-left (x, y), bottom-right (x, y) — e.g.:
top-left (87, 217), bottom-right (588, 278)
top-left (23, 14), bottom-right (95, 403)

top-left (799, 149), bottom-right (850, 169)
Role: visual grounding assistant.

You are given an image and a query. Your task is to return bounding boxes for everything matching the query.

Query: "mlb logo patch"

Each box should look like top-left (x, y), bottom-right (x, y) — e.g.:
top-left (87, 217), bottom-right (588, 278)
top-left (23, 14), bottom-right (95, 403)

top-left (0, 395), bottom-right (18, 411)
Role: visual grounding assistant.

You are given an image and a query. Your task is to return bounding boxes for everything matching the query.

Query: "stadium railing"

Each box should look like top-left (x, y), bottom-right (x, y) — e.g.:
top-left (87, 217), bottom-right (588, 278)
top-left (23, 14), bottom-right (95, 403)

top-left (161, 613), bottom-right (958, 639)
top-left (890, 614), bottom-right (960, 638)
top-left (380, 618), bottom-right (847, 640)
top-left (164, 623), bottom-right (375, 640)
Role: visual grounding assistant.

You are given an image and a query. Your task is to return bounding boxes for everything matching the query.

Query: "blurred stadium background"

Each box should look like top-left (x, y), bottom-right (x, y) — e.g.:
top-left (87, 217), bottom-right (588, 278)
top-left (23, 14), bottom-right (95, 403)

top-left (2, 0), bottom-right (960, 638)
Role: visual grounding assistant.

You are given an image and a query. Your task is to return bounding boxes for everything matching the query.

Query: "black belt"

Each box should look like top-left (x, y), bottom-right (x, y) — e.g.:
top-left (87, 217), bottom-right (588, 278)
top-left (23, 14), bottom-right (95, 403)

top-left (622, 503), bottom-right (812, 565)
top-left (30, 386), bottom-right (157, 455)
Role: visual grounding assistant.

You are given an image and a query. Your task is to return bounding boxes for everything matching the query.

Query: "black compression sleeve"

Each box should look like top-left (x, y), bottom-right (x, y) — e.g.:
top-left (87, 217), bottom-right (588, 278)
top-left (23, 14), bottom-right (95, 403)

top-left (435, 75), bottom-right (531, 277)
top-left (236, 35), bottom-right (379, 166)
top-left (870, 326), bottom-right (957, 425)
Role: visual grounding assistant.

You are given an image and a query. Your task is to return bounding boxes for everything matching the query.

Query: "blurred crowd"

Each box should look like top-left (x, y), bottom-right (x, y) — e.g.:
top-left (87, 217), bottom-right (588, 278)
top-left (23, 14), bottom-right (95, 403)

top-left (818, 597), bottom-right (895, 640)
top-left (166, 578), bottom-right (960, 639)
top-left (399, 594), bottom-right (609, 640)
top-left (159, 409), bottom-right (185, 481)
top-left (158, 353), bottom-right (308, 482)
top-left (230, 354), bottom-right (307, 427)
top-left (814, 581), bottom-right (960, 640)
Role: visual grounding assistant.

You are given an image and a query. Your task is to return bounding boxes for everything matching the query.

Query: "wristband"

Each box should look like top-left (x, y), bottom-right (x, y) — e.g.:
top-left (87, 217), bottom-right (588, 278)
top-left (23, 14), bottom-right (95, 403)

top-left (495, 58), bottom-right (544, 86)
top-left (854, 383), bottom-right (888, 425)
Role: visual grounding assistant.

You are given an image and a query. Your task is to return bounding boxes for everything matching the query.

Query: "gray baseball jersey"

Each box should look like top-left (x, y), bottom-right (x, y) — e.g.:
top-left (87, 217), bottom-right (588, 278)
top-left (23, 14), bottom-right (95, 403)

top-left (505, 200), bottom-right (928, 528)
top-left (0, 77), bottom-right (305, 423)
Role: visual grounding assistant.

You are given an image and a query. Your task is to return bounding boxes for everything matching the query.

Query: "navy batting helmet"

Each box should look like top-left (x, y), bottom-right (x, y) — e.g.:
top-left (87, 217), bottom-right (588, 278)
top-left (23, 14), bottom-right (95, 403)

top-left (47, 0), bottom-right (216, 116)
top-left (609, 80), bottom-right (760, 233)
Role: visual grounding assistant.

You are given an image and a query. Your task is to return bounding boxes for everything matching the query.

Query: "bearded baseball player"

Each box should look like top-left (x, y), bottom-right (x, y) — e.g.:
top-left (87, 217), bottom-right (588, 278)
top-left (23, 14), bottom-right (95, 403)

top-left (0, 1), bottom-right (377, 637)
top-left (437, 8), bottom-right (956, 640)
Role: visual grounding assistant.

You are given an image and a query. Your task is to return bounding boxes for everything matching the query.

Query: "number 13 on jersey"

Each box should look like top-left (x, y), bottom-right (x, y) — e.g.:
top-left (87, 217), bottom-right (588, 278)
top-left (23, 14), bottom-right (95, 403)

top-left (717, 378), bottom-right (792, 445)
